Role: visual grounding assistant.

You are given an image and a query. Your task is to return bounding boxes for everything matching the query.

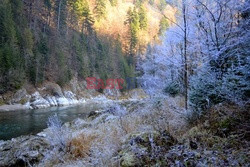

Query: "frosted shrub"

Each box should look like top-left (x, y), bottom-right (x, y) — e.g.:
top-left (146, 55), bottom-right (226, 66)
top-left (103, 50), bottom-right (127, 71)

top-left (164, 81), bottom-right (181, 97)
top-left (85, 122), bottom-right (125, 166)
top-left (186, 0), bottom-right (250, 121)
top-left (107, 103), bottom-right (127, 117)
top-left (221, 68), bottom-right (250, 105)
top-left (47, 114), bottom-right (62, 129)
top-left (42, 114), bottom-right (72, 164)
top-left (47, 114), bottom-right (70, 150)
top-left (188, 70), bottom-right (224, 120)
top-left (188, 64), bottom-right (250, 122)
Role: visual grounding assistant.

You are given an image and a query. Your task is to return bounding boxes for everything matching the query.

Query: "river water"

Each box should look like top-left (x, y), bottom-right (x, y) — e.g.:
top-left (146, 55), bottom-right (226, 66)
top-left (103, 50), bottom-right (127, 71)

top-left (0, 99), bottom-right (114, 140)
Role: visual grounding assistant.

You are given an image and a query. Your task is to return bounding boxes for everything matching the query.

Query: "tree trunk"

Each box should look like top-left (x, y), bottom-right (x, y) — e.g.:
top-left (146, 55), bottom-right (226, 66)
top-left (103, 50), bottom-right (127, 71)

top-left (57, 0), bottom-right (62, 31)
top-left (182, 0), bottom-right (188, 110)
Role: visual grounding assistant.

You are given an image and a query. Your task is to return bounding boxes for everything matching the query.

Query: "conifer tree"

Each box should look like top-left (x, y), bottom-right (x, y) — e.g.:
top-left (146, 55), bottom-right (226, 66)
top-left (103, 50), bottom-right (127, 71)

top-left (94, 0), bottom-right (106, 21)
top-left (82, 6), bottom-right (94, 34)
top-left (73, 0), bottom-right (94, 34)
top-left (125, 7), bottom-right (140, 56)
top-left (138, 5), bottom-right (148, 30)
top-left (0, 0), bottom-right (24, 91)
top-left (109, 0), bottom-right (117, 6)
top-left (56, 0), bottom-right (67, 33)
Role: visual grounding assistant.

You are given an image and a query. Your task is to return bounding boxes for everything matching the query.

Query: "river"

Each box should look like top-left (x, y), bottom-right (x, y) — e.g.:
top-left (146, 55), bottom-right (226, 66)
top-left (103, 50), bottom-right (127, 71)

top-left (0, 99), bottom-right (115, 140)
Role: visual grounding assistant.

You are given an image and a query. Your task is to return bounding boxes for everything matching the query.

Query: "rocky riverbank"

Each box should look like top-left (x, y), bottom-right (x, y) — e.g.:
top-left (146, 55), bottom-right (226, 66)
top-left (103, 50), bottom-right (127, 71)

top-left (0, 76), bottom-right (148, 112)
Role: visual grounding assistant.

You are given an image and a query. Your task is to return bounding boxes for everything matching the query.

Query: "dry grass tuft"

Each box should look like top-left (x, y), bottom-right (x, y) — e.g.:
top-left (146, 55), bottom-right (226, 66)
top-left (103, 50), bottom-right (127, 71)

top-left (67, 134), bottom-right (96, 159)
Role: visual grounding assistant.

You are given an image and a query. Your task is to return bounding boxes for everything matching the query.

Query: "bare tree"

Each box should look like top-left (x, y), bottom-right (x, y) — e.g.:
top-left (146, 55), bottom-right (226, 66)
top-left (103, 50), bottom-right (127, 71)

top-left (182, 0), bottom-right (188, 110)
top-left (162, 0), bottom-right (189, 109)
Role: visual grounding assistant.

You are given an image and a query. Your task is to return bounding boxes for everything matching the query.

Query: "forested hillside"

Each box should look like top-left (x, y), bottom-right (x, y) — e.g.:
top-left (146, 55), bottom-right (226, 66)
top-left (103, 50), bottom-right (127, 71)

top-left (0, 0), bottom-right (175, 93)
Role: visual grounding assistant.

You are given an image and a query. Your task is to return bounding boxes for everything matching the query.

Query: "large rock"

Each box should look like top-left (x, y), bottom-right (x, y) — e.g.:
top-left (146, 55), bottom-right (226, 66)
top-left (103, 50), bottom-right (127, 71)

top-left (56, 97), bottom-right (71, 106)
top-left (11, 88), bottom-right (31, 105)
top-left (63, 91), bottom-right (79, 104)
top-left (44, 95), bottom-right (58, 106)
top-left (56, 91), bottom-right (79, 106)
top-left (30, 92), bottom-right (50, 109)
top-left (30, 90), bottom-right (81, 108)
top-left (44, 82), bottom-right (64, 97)
top-left (0, 135), bottom-right (49, 166)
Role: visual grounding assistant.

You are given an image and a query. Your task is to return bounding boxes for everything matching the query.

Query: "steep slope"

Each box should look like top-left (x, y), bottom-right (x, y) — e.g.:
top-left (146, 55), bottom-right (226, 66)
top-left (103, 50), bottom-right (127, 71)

top-left (0, 0), bottom-right (175, 94)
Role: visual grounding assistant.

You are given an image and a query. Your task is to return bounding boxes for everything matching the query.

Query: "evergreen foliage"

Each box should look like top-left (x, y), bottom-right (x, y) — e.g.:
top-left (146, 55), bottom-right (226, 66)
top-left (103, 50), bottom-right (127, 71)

top-left (126, 7), bottom-right (140, 56)
top-left (164, 81), bottom-right (180, 97)
top-left (109, 0), bottom-right (117, 6)
top-left (94, 0), bottom-right (107, 21)
top-left (0, 0), bottom-right (136, 92)
top-left (138, 5), bottom-right (148, 30)
top-left (0, 0), bottom-right (24, 92)
top-left (159, 17), bottom-right (169, 35)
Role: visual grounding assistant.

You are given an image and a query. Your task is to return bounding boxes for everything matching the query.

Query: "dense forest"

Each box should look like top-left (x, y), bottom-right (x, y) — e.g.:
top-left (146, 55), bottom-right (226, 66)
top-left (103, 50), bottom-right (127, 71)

top-left (0, 0), bottom-right (173, 93)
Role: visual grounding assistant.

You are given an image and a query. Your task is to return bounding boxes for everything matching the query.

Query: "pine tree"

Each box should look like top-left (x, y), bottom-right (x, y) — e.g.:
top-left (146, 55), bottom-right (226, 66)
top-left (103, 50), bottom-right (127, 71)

top-left (56, 0), bottom-right (68, 33)
top-left (82, 5), bottom-right (94, 34)
top-left (0, 0), bottom-right (24, 92)
top-left (0, 0), bottom-right (17, 47)
top-left (94, 0), bottom-right (106, 21)
top-left (73, 0), bottom-right (94, 34)
top-left (138, 5), bottom-right (148, 30)
top-left (109, 0), bottom-right (117, 6)
top-left (44, 0), bottom-right (52, 29)
top-left (125, 7), bottom-right (140, 56)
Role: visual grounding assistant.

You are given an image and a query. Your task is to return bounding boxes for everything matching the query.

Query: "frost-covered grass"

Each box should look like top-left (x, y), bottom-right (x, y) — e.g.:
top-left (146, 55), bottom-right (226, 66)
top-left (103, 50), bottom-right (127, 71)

top-left (39, 96), bottom-right (187, 166)
top-left (4, 96), bottom-right (246, 166)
